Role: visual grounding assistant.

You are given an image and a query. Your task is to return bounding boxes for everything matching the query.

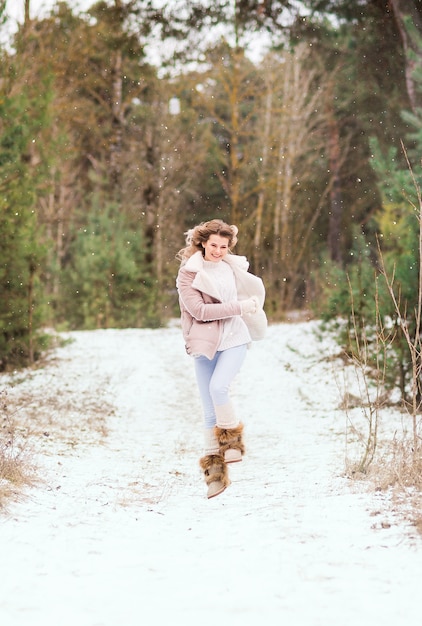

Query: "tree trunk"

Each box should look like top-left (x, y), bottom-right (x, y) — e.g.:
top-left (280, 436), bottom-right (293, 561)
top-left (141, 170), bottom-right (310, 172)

top-left (253, 84), bottom-right (272, 273)
top-left (27, 260), bottom-right (35, 364)
top-left (24, 0), bottom-right (30, 24)
top-left (327, 111), bottom-right (343, 264)
top-left (389, 0), bottom-right (422, 112)
top-left (110, 47), bottom-right (124, 190)
top-left (228, 47), bottom-right (242, 225)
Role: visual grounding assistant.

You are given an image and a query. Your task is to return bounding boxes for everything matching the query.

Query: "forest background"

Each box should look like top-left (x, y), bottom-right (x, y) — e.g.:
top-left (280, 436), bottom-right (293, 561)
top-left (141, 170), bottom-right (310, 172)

top-left (2, 0), bottom-right (422, 404)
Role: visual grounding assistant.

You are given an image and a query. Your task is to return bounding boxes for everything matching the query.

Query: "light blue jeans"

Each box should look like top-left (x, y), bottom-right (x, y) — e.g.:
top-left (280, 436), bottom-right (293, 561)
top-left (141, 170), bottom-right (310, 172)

top-left (194, 344), bottom-right (247, 429)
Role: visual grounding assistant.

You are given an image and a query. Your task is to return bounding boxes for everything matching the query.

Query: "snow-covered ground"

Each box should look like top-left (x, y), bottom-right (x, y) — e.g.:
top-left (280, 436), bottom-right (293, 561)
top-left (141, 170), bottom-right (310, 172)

top-left (0, 320), bottom-right (421, 626)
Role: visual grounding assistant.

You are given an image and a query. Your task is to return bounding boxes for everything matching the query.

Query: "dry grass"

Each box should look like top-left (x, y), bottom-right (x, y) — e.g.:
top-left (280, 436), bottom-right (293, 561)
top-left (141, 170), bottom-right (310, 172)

top-left (0, 391), bottom-right (37, 509)
top-left (0, 358), bottom-right (115, 510)
top-left (342, 402), bottom-right (422, 533)
top-left (375, 437), bottom-right (422, 492)
top-left (4, 369), bottom-right (112, 447)
top-left (333, 340), bottom-right (422, 533)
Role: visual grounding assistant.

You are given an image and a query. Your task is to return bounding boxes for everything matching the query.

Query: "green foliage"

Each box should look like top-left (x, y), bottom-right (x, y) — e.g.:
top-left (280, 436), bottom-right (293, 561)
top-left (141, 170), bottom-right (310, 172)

top-left (369, 137), bottom-right (420, 316)
top-left (318, 199), bottom-right (420, 398)
top-left (0, 90), bottom-right (47, 369)
top-left (321, 125), bottom-right (421, 401)
top-left (60, 201), bottom-right (150, 329)
top-left (321, 231), bottom-right (374, 319)
top-left (369, 138), bottom-right (421, 400)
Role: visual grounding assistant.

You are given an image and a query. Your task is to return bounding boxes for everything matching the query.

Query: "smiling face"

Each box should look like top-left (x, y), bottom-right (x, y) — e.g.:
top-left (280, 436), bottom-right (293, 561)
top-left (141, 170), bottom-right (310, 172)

top-left (202, 234), bottom-right (230, 262)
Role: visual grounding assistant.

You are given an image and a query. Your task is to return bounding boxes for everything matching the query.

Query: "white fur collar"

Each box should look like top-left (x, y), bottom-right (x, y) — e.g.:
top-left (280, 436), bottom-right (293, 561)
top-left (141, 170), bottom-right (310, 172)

top-left (184, 250), bottom-right (249, 273)
top-left (181, 251), bottom-right (249, 301)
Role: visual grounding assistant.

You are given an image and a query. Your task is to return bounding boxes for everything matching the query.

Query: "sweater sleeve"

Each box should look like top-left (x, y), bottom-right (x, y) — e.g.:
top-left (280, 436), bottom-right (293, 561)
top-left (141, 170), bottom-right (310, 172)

top-left (177, 269), bottom-right (242, 321)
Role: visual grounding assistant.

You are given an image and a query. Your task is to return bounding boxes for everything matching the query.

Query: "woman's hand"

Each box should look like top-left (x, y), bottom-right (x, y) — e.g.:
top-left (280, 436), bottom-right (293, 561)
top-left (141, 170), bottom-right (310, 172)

top-left (240, 297), bottom-right (258, 315)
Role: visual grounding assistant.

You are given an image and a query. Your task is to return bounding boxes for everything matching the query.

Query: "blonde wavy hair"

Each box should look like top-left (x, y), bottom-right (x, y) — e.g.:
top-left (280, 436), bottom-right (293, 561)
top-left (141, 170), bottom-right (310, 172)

top-left (177, 219), bottom-right (238, 262)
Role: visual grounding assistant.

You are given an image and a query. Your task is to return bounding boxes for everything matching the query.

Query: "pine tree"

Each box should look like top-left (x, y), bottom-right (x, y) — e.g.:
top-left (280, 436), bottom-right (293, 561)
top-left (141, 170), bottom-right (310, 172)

top-left (61, 201), bottom-right (146, 329)
top-left (0, 90), bottom-right (47, 368)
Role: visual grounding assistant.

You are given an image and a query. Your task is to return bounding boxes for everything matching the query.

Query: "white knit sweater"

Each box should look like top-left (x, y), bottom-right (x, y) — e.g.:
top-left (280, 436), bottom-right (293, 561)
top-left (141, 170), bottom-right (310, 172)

top-left (203, 260), bottom-right (251, 351)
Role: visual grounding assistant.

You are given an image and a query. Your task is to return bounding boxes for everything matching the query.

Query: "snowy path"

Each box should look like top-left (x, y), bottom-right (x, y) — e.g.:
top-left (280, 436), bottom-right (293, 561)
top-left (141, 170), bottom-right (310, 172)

top-left (0, 322), bottom-right (421, 626)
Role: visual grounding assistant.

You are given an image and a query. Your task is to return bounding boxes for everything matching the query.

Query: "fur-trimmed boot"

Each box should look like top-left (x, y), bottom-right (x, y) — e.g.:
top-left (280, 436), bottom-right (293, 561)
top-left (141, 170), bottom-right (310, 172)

top-left (215, 423), bottom-right (245, 463)
top-left (214, 402), bottom-right (245, 463)
top-left (199, 454), bottom-right (230, 499)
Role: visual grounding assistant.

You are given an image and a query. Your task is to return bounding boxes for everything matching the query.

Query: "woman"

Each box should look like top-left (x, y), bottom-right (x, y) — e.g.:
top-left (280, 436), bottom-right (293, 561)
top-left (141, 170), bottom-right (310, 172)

top-left (176, 219), bottom-right (267, 498)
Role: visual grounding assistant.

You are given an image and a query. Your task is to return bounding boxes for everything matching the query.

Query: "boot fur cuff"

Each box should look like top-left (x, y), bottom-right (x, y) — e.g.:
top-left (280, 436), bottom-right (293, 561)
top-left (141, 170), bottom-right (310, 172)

top-left (199, 454), bottom-right (230, 487)
top-left (215, 423), bottom-right (245, 455)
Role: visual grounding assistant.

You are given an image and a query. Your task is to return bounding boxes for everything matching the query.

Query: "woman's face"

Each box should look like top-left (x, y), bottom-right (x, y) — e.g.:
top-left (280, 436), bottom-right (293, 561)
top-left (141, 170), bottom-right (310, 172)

top-left (202, 234), bottom-right (230, 262)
